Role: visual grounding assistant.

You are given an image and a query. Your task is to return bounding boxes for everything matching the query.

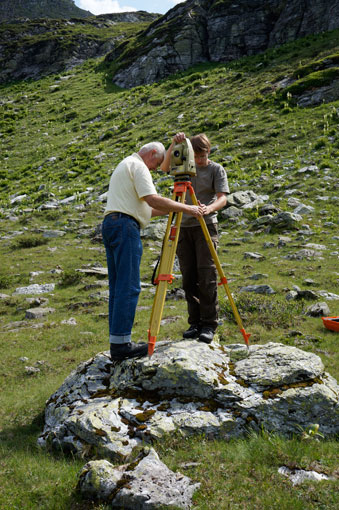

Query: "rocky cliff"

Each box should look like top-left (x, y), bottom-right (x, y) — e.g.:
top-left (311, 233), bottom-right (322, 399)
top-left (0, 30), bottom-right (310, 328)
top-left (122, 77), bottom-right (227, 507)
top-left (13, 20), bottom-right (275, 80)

top-left (0, 13), bottom-right (159, 83)
top-left (106, 0), bottom-right (339, 88)
top-left (0, 0), bottom-right (92, 22)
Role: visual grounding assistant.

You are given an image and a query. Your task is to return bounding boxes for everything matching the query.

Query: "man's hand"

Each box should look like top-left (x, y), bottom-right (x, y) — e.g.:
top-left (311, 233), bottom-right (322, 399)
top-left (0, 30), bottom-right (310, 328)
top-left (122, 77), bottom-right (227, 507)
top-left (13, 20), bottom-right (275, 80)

top-left (173, 132), bottom-right (186, 144)
top-left (198, 200), bottom-right (208, 215)
top-left (187, 204), bottom-right (204, 217)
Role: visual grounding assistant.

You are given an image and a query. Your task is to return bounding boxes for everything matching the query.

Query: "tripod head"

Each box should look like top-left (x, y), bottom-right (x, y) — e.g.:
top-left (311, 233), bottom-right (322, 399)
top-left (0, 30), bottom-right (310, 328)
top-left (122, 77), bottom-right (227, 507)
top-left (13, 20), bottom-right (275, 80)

top-left (169, 137), bottom-right (196, 180)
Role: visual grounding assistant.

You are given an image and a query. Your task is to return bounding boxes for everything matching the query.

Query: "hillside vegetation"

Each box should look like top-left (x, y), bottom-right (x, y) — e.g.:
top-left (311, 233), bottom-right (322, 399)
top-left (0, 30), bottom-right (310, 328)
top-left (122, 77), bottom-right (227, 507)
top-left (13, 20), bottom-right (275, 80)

top-left (0, 27), bottom-right (338, 509)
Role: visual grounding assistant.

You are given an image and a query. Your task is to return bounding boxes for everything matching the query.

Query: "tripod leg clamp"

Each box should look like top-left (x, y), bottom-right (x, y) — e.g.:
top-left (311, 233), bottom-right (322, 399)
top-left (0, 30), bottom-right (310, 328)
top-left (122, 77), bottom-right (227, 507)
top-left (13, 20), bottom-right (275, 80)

top-left (218, 276), bottom-right (228, 285)
top-left (155, 274), bottom-right (174, 284)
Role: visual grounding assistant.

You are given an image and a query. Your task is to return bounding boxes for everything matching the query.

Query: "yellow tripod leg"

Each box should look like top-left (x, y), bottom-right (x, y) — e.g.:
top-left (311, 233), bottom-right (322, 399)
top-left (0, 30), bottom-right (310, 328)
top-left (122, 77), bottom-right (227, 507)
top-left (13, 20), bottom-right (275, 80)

top-left (148, 190), bottom-right (186, 356)
top-left (190, 191), bottom-right (251, 347)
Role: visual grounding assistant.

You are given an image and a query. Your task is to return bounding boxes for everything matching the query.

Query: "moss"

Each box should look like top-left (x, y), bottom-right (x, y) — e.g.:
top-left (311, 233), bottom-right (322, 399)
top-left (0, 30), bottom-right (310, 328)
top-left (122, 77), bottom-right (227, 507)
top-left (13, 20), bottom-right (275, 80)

top-left (263, 388), bottom-right (283, 400)
top-left (218, 373), bottom-right (229, 385)
top-left (94, 428), bottom-right (107, 437)
top-left (134, 409), bottom-right (156, 422)
top-left (236, 378), bottom-right (249, 388)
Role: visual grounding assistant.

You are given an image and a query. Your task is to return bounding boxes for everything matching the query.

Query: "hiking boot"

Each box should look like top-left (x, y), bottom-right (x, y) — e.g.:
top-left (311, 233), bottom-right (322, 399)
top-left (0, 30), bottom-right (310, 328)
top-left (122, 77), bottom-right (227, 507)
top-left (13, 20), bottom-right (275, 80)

top-left (110, 342), bottom-right (148, 361)
top-left (183, 324), bottom-right (201, 339)
top-left (199, 327), bottom-right (215, 344)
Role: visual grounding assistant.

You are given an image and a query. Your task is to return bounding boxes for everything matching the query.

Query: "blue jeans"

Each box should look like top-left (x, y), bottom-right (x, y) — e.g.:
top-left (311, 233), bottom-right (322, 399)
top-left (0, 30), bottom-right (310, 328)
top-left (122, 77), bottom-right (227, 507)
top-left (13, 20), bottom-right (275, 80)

top-left (102, 214), bottom-right (143, 344)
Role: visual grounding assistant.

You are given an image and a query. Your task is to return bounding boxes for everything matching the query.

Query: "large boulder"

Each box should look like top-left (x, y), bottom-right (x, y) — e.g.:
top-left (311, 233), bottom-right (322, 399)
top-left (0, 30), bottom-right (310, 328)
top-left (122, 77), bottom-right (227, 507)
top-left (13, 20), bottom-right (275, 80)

top-left (38, 341), bottom-right (339, 461)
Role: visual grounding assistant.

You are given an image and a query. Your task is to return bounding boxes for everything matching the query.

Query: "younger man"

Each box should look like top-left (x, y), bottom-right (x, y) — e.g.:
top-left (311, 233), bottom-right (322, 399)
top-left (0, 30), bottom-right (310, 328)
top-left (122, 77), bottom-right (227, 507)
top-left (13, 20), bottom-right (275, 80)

top-left (161, 133), bottom-right (229, 343)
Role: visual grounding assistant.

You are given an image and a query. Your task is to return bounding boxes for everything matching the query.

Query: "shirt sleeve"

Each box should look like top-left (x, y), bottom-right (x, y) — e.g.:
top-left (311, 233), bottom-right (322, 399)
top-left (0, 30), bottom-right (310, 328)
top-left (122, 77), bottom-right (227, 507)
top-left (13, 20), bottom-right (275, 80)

top-left (214, 164), bottom-right (230, 194)
top-left (131, 161), bottom-right (157, 198)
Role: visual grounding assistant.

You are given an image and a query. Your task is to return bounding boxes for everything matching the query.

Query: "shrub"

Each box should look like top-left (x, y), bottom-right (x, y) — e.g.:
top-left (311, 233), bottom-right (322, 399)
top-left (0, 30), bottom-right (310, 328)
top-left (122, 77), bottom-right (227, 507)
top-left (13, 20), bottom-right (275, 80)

top-left (0, 272), bottom-right (13, 289)
top-left (313, 137), bottom-right (327, 150)
top-left (220, 294), bottom-right (303, 330)
top-left (11, 234), bottom-right (49, 250)
top-left (58, 269), bottom-right (82, 287)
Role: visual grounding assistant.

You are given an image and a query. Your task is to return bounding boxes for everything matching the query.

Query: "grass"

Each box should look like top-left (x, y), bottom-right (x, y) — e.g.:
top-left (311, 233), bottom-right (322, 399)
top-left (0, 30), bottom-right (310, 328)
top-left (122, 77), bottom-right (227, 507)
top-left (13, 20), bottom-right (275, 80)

top-left (0, 23), bottom-right (338, 510)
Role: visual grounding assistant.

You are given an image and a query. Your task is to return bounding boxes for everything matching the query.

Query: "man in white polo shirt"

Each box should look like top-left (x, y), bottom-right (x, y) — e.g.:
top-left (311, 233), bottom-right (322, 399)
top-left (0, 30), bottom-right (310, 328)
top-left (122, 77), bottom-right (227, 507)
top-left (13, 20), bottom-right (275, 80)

top-left (102, 141), bottom-right (204, 361)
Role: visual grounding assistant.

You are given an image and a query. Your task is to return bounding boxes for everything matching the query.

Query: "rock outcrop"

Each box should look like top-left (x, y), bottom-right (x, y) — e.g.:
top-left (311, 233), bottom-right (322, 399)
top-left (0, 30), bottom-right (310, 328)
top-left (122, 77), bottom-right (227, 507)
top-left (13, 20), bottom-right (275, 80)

top-left (38, 341), bottom-right (339, 462)
top-left (106, 0), bottom-right (339, 88)
top-left (0, 0), bottom-right (92, 22)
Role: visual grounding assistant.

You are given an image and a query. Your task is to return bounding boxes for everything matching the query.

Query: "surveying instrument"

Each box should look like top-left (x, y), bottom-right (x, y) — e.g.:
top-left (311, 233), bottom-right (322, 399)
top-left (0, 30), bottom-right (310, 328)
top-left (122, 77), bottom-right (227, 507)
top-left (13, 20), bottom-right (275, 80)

top-left (147, 138), bottom-right (251, 356)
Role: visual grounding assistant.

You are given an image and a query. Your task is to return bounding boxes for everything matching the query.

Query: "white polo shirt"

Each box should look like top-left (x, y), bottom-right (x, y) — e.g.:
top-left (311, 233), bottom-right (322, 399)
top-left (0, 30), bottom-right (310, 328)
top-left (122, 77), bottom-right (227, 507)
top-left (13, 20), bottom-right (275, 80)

top-left (104, 153), bottom-right (157, 229)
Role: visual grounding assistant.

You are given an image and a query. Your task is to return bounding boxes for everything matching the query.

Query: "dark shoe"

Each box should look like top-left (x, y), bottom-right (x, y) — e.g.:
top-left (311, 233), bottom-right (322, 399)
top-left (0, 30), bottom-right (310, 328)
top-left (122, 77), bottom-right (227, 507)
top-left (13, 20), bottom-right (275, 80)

top-left (183, 324), bottom-right (201, 339)
top-left (110, 342), bottom-right (148, 361)
top-left (199, 327), bottom-right (215, 344)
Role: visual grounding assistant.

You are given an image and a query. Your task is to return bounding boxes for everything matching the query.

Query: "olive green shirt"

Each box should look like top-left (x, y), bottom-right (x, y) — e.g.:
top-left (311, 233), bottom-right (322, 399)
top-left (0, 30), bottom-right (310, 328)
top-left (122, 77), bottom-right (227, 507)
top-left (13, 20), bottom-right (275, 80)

top-left (181, 160), bottom-right (229, 227)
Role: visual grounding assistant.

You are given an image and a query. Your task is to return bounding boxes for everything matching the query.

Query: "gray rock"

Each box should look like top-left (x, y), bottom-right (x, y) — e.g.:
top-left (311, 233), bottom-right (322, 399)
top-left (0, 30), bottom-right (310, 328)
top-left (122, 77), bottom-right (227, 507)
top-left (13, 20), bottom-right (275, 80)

top-left (285, 249), bottom-right (323, 260)
top-left (304, 243), bottom-right (327, 251)
top-left (38, 342), bottom-right (339, 462)
top-left (297, 80), bottom-right (339, 107)
top-left (287, 197), bottom-right (301, 208)
top-left (41, 230), bottom-right (66, 238)
top-left (240, 285), bottom-right (275, 295)
top-left (13, 283), bottom-right (55, 295)
top-left (296, 290), bottom-right (319, 301)
top-left (278, 466), bottom-right (333, 485)
top-left (227, 190), bottom-right (258, 208)
top-left (306, 302), bottom-right (331, 317)
top-left (249, 273), bottom-right (269, 280)
top-left (271, 212), bottom-right (302, 229)
top-left (221, 206), bottom-right (243, 219)
top-left (141, 221), bottom-right (167, 240)
top-left (242, 195), bottom-right (270, 210)
top-left (78, 447), bottom-right (200, 509)
top-left (303, 279), bottom-right (316, 286)
top-left (25, 366), bottom-right (41, 375)
top-left (244, 252), bottom-right (265, 260)
top-left (10, 194), bottom-right (28, 204)
top-left (286, 290), bottom-right (299, 301)
top-left (25, 307), bottom-right (55, 319)
top-left (294, 204), bottom-right (315, 216)
top-left (317, 291), bottom-right (339, 301)
top-left (252, 212), bottom-right (302, 231)
top-left (298, 165), bottom-right (319, 174)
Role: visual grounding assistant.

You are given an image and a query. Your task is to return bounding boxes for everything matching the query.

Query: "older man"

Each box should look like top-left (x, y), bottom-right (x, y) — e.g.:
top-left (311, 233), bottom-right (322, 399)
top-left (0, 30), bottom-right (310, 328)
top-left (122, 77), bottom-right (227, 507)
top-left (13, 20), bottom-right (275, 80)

top-left (102, 142), bottom-right (204, 360)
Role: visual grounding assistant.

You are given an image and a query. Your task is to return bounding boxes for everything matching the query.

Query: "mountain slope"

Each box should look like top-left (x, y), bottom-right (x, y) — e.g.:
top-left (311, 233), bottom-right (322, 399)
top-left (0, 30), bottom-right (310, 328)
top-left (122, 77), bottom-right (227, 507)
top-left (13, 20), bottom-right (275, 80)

top-left (105, 0), bottom-right (339, 88)
top-left (1, 28), bottom-right (338, 205)
top-left (0, 0), bottom-right (92, 22)
top-left (0, 13), bottom-right (158, 83)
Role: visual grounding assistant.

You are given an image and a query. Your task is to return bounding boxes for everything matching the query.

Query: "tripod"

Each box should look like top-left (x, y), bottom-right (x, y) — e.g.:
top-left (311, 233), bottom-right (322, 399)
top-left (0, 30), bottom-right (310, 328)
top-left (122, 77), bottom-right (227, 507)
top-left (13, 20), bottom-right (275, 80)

top-left (147, 177), bottom-right (251, 356)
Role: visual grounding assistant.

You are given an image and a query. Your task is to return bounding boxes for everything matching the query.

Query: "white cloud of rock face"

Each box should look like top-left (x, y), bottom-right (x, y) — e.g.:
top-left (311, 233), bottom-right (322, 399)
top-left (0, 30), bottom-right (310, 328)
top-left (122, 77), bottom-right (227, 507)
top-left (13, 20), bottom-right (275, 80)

top-left (76, 1), bottom-right (136, 15)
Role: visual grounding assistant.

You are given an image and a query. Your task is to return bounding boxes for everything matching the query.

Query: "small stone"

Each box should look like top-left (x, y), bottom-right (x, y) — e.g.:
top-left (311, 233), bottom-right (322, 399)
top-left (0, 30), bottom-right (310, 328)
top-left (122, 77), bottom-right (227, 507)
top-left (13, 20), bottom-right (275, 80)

top-left (239, 284), bottom-right (275, 294)
top-left (305, 302), bottom-right (331, 317)
top-left (244, 252), bottom-right (265, 260)
top-left (25, 366), bottom-right (40, 375)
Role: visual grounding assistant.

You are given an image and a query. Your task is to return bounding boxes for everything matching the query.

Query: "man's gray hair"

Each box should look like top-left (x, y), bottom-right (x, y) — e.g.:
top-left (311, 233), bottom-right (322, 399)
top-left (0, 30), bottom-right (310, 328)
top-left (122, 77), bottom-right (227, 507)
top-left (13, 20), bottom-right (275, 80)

top-left (139, 142), bottom-right (166, 159)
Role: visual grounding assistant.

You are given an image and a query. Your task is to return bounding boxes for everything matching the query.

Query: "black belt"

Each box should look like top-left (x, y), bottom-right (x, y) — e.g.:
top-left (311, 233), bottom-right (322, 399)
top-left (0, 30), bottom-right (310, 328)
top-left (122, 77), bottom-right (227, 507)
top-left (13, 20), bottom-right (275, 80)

top-left (107, 212), bottom-right (140, 227)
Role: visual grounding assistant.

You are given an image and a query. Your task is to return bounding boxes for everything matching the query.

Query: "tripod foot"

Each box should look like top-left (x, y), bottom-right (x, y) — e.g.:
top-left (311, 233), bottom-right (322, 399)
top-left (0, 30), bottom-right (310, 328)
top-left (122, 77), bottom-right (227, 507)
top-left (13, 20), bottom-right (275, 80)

top-left (148, 330), bottom-right (156, 357)
top-left (240, 328), bottom-right (251, 348)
